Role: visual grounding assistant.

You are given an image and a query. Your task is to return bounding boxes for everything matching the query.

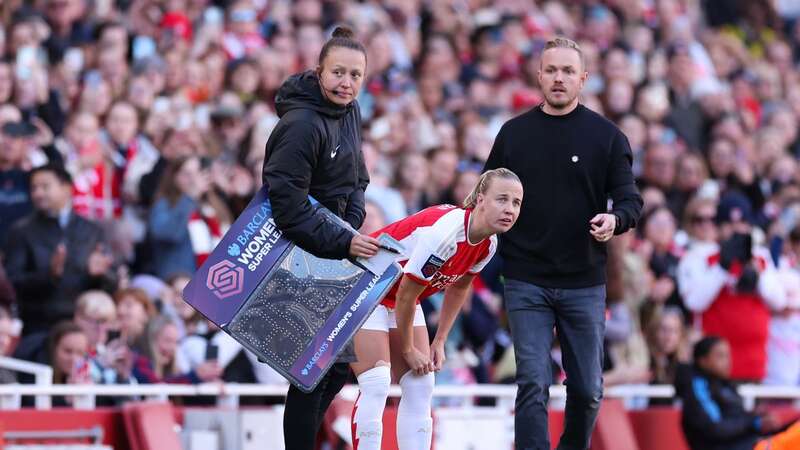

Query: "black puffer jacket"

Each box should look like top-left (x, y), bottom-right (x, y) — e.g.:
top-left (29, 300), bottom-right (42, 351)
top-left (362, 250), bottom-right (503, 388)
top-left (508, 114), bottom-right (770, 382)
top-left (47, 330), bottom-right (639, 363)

top-left (262, 70), bottom-right (368, 260)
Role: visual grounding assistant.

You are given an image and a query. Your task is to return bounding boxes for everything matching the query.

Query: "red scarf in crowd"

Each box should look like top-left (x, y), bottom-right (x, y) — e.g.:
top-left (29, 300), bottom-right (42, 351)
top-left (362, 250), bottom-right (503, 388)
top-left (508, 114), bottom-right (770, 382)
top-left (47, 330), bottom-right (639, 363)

top-left (188, 208), bottom-right (222, 267)
top-left (72, 141), bottom-right (138, 220)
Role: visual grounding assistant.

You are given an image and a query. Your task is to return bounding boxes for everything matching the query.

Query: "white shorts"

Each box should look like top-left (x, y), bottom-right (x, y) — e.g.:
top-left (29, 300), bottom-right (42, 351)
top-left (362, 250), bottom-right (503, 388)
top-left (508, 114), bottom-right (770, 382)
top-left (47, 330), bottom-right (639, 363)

top-left (360, 304), bottom-right (426, 333)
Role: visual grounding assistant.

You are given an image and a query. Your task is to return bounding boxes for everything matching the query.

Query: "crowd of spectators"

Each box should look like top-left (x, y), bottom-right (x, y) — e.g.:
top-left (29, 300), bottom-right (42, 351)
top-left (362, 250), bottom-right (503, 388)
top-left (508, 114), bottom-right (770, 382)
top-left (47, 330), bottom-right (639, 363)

top-left (0, 0), bottom-right (799, 408)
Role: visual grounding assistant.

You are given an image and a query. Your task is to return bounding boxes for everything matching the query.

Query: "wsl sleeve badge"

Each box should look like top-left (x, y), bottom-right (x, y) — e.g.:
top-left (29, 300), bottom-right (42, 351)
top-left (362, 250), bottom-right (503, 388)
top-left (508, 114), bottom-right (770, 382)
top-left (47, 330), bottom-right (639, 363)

top-left (421, 254), bottom-right (445, 278)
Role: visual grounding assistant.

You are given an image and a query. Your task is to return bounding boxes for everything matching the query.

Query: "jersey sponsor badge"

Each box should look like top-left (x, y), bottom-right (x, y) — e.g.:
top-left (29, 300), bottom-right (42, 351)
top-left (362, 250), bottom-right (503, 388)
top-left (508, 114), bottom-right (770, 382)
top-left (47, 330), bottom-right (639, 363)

top-left (421, 254), bottom-right (445, 278)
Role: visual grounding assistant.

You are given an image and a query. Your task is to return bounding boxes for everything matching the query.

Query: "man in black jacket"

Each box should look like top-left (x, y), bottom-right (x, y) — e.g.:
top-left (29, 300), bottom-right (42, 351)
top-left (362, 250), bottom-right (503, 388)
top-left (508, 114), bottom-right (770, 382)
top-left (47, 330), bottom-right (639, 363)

top-left (261, 27), bottom-right (381, 450)
top-left (676, 336), bottom-right (800, 450)
top-left (484, 37), bottom-right (643, 450)
top-left (4, 164), bottom-right (116, 336)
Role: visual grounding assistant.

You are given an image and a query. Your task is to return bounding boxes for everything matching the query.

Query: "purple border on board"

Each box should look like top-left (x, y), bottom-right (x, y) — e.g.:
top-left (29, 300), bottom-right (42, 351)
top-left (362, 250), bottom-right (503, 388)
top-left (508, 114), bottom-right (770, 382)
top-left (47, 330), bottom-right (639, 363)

top-left (183, 186), bottom-right (292, 326)
top-left (288, 264), bottom-right (401, 388)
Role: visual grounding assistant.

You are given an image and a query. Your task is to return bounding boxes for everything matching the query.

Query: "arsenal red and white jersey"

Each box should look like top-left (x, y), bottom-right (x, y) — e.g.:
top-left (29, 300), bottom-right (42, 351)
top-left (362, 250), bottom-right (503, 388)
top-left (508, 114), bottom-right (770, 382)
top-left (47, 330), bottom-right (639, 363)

top-left (370, 204), bottom-right (497, 308)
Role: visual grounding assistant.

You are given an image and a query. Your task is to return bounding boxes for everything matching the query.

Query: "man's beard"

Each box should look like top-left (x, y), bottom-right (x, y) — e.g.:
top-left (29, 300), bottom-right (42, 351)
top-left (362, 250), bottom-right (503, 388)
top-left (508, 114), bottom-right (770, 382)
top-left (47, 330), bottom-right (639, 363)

top-left (544, 90), bottom-right (576, 109)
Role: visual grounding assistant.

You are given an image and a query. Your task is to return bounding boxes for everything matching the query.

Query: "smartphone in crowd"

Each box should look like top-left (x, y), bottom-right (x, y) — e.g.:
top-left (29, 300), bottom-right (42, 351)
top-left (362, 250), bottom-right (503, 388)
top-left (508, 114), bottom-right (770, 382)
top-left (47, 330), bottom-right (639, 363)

top-left (205, 343), bottom-right (219, 361)
top-left (107, 329), bottom-right (122, 342)
top-left (71, 357), bottom-right (90, 381)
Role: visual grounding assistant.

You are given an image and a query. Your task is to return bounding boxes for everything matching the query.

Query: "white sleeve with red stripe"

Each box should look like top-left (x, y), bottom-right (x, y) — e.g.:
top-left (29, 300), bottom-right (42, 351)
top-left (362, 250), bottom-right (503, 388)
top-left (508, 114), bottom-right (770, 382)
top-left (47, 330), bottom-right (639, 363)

top-left (402, 210), bottom-right (461, 284)
top-left (754, 247), bottom-right (788, 311)
top-left (468, 235), bottom-right (497, 274)
top-left (677, 243), bottom-right (728, 313)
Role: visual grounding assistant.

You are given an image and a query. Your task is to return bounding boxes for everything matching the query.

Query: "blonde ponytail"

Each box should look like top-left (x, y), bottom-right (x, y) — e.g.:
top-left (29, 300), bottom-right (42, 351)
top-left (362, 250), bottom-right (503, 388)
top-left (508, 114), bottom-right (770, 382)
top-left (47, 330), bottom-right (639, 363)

top-left (463, 168), bottom-right (521, 209)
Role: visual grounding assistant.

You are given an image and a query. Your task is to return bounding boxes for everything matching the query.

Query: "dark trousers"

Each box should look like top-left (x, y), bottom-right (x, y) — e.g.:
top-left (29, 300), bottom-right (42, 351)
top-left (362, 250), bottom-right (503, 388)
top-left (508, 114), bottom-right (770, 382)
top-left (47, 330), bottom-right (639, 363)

top-left (283, 362), bottom-right (350, 449)
top-left (505, 279), bottom-right (606, 450)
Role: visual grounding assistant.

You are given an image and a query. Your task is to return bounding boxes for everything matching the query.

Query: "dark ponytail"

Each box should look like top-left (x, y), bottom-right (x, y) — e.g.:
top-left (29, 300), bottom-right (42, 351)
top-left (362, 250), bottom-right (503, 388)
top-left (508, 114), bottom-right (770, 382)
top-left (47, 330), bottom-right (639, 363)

top-left (331, 26), bottom-right (355, 39)
top-left (318, 26), bottom-right (367, 66)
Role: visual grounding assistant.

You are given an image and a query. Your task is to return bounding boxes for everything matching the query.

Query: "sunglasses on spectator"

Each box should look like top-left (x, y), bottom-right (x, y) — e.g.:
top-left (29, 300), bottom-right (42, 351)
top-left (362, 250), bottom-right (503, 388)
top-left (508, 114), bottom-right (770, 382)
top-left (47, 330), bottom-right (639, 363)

top-left (691, 215), bottom-right (715, 225)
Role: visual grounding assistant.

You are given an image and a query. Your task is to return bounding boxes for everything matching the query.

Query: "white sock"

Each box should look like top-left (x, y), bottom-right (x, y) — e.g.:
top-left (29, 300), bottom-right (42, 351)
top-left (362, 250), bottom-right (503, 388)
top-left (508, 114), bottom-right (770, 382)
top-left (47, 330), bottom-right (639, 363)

top-left (352, 365), bottom-right (391, 450)
top-left (397, 371), bottom-right (435, 450)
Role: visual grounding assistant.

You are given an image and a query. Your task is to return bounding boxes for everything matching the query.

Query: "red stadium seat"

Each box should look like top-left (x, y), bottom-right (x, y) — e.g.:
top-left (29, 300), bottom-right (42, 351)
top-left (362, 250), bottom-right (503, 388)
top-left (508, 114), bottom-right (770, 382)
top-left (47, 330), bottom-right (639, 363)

top-left (591, 399), bottom-right (640, 450)
top-left (122, 403), bottom-right (143, 450)
top-left (321, 396), bottom-right (356, 449)
top-left (0, 408), bottom-right (126, 448)
top-left (628, 407), bottom-right (690, 450)
top-left (548, 409), bottom-right (565, 449)
top-left (122, 401), bottom-right (182, 450)
top-left (764, 404), bottom-right (800, 427)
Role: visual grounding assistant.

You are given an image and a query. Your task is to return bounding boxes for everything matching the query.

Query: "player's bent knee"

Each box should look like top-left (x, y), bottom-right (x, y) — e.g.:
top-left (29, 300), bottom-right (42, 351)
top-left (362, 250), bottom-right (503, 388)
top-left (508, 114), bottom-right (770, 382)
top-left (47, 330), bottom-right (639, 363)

top-left (399, 370), bottom-right (435, 391)
top-left (357, 365), bottom-right (391, 399)
top-left (398, 371), bottom-right (435, 414)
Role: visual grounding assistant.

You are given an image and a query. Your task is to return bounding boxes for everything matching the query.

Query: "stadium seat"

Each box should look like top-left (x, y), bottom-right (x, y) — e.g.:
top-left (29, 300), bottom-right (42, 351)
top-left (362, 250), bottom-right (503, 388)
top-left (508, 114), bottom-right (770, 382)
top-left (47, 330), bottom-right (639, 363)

top-left (590, 399), bottom-right (640, 450)
top-left (548, 409), bottom-right (565, 449)
top-left (0, 408), bottom-right (125, 447)
top-left (122, 401), bottom-right (182, 450)
top-left (321, 396), bottom-right (355, 449)
top-left (628, 407), bottom-right (690, 450)
top-left (122, 403), bottom-right (143, 450)
top-left (764, 404), bottom-right (800, 427)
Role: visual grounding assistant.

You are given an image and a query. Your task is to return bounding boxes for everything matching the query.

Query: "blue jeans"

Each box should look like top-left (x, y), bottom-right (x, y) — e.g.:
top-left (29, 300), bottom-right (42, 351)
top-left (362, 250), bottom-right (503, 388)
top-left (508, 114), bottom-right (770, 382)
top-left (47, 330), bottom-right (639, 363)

top-left (505, 279), bottom-right (606, 450)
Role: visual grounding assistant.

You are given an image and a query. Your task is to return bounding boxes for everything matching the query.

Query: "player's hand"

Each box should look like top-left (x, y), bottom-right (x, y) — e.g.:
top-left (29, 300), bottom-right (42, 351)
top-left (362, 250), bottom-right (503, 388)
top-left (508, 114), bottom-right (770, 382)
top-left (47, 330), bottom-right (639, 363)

top-left (403, 347), bottom-right (433, 376)
top-left (431, 339), bottom-right (446, 371)
top-left (590, 213), bottom-right (616, 242)
top-left (349, 234), bottom-right (380, 258)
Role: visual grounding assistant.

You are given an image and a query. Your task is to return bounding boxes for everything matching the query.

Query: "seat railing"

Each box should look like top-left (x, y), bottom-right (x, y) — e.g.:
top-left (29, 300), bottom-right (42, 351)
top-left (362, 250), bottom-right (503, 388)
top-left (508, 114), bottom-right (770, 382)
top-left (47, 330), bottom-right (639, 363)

top-left (0, 380), bottom-right (798, 410)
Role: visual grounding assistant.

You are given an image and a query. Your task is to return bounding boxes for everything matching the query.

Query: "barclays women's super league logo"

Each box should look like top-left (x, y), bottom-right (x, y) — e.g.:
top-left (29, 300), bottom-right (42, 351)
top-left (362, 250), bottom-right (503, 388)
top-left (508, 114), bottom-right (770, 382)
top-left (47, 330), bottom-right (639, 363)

top-left (206, 260), bottom-right (245, 299)
top-left (228, 243), bottom-right (241, 256)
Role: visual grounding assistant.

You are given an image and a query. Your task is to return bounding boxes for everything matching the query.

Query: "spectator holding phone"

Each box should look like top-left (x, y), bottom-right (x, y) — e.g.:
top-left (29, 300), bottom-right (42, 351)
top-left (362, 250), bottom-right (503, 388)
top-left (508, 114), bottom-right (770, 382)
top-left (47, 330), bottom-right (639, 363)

top-left (146, 155), bottom-right (232, 279)
top-left (48, 321), bottom-right (92, 406)
top-left (113, 287), bottom-right (155, 353)
top-left (72, 290), bottom-right (116, 352)
top-left (177, 319), bottom-right (287, 398)
top-left (15, 290), bottom-right (120, 377)
top-left (133, 315), bottom-right (222, 384)
top-left (677, 191), bottom-right (787, 381)
top-left (71, 291), bottom-right (137, 388)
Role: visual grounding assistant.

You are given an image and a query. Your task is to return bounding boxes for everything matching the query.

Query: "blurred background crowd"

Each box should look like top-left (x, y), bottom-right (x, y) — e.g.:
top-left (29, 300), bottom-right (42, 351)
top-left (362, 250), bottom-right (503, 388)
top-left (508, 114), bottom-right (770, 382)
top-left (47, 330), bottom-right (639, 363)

top-left (0, 0), bottom-right (800, 409)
